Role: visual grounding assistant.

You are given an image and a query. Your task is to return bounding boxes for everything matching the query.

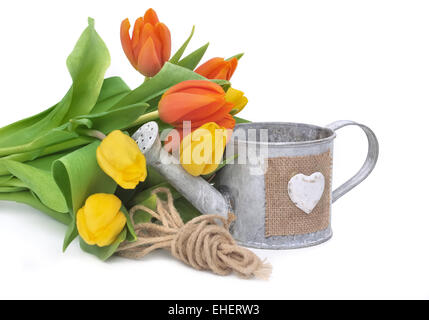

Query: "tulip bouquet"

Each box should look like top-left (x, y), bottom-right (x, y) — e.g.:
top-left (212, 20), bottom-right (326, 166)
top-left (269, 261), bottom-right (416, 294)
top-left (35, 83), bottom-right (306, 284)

top-left (0, 9), bottom-right (251, 263)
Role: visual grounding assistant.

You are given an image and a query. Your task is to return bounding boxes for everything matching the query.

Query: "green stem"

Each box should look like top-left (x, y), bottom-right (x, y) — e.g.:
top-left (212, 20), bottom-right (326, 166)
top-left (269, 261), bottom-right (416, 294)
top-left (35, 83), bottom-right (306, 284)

top-left (78, 128), bottom-right (106, 141)
top-left (0, 138), bottom-right (90, 176)
top-left (129, 110), bottom-right (160, 128)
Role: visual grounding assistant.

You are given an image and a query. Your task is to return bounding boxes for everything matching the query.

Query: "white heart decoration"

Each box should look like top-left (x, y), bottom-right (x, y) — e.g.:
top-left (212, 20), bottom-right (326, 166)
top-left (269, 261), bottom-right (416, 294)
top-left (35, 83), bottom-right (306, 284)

top-left (288, 172), bottom-right (325, 214)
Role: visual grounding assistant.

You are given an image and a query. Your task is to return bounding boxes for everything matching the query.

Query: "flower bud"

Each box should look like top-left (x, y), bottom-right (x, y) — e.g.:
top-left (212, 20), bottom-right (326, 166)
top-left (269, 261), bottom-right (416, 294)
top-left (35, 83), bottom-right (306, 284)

top-left (77, 194), bottom-right (126, 247)
top-left (96, 130), bottom-right (147, 189)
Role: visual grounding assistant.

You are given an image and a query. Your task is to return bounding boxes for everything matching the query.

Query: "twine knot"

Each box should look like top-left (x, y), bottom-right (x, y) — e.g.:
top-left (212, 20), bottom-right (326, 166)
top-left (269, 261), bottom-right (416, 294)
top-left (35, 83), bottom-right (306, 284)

top-left (116, 187), bottom-right (271, 279)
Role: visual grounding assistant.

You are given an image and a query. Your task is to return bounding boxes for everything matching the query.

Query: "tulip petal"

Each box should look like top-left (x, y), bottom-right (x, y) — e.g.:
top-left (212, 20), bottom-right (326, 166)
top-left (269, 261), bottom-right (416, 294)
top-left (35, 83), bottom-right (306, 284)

top-left (227, 58), bottom-right (238, 80)
top-left (214, 68), bottom-right (229, 80)
top-left (217, 113), bottom-right (236, 130)
top-left (232, 96), bottom-right (248, 115)
top-left (159, 92), bottom-right (225, 125)
top-left (195, 58), bottom-right (225, 78)
top-left (165, 115), bottom-right (236, 154)
top-left (163, 80), bottom-right (225, 96)
top-left (226, 87), bottom-right (248, 115)
top-left (96, 130), bottom-right (147, 189)
top-left (94, 211), bottom-right (127, 247)
top-left (139, 23), bottom-right (163, 62)
top-left (174, 102), bottom-right (233, 128)
top-left (202, 125), bottom-right (227, 175)
top-left (137, 37), bottom-right (162, 77)
top-left (225, 87), bottom-right (244, 103)
top-left (121, 156), bottom-right (147, 185)
top-left (143, 8), bottom-right (160, 26)
top-left (98, 131), bottom-right (135, 170)
top-left (131, 17), bottom-right (145, 56)
top-left (178, 102), bottom-right (234, 129)
top-left (155, 22), bottom-right (172, 62)
top-left (195, 57), bottom-right (238, 80)
top-left (180, 122), bottom-right (227, 176)
top-left (181, 132), bottom-right (212, 176)
top-left (84, 194), bottom-right (122, 233)
top-left (97, 147), bottom-right (123, 186)
top-left (122, 9), bottom-right (169, 77)
top-left (120, 19), bottom-right (136, 68)
top-left (76, 208), bottom-right (96, 245)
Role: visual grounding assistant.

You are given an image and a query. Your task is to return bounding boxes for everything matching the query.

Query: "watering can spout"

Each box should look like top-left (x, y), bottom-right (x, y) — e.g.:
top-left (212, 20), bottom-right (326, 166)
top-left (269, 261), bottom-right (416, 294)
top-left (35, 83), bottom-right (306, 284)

top-left (132, 122), bottom-right (230, 219)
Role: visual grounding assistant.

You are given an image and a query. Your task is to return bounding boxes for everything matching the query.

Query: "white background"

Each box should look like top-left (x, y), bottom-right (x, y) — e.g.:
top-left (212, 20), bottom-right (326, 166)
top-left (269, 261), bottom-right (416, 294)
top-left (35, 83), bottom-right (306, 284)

top-left (0, 0), bottom-right (428, 300)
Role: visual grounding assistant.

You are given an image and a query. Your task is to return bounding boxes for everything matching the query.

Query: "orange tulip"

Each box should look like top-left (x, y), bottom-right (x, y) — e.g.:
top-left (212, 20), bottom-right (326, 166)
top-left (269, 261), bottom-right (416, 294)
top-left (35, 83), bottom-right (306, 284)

top-left (217, 113), bottom-right (236, 130)
top-left (195, 57), bottom-right (238, 80)
top-left (159, 80), bottom-right (234, 128)
top-left (121, 8), bottom-right (171, 77)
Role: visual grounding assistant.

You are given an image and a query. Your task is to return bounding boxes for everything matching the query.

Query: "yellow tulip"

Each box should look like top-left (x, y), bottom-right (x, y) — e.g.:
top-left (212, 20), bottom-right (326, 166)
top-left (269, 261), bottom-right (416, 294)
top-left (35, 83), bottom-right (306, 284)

top-left (96, 130), bottom-right (147, 189)
top-left (225, 87), bottom-right (248, 116)
top-left (76, 194), bottom-right (127, 247)
top-left (180, 122), bottom-right (229, 176)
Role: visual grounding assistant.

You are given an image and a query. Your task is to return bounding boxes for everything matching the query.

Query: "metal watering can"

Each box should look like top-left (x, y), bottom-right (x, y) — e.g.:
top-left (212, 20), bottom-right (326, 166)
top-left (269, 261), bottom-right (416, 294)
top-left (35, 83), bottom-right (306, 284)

top-left (132, 120), bottom-right (378, 249)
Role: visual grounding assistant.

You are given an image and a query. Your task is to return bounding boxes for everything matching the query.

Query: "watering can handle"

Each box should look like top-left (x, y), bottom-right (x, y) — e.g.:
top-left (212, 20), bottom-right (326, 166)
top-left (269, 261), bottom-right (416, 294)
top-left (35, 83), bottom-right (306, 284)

top-left (326, 120), bottom-right (379, 203)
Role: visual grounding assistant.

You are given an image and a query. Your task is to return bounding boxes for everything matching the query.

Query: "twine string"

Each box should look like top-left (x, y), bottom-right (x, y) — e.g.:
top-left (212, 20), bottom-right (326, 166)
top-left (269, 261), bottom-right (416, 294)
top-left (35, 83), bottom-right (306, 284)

top-left (116, 187), bottom-right (271, 279)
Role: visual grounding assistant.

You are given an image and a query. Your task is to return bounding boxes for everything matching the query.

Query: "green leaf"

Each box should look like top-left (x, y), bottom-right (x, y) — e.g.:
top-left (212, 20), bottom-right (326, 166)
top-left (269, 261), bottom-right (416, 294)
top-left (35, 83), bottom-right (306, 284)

top-left (0, 124), bottom-right (80, 157)
top-left (1, 157), bottom-right (68, 213)
top-left (169, 26), bottom-right (195, 64)
top-left (234, 116), bottom-right (251, 124)
top-left (114, 186), bottom-right (139, 208)
top-left (68, 102), bottom-right (148, 135)
top-left (0, 78), bottom-right (134, 167)
top-left (174, 197), bottom-right (201, 224)
top-left (0, 191), bottom-right (71, 225)
top-left (114, 62), bottom-right (217, 108)
top-left (129, 182), bottom-right (201, 225)
top-left (129, 182), bottom-right (179, 224)
top-left (227, 53), bottom-right (244, 61)
top-left (0, 175), bottom-right (13, 185)
top-left (0, 105), bottom-right (55, 146)
top-left (63, 18), bottom-right (111, 119)
top-left (0, 176), bottom-right (27, 190)
top-left (0, 138), bottom-right (90, 176)
top-left (139, 165), bottom-right (168, 189)
top-left (121, 205), bottom-right (137, 242)
top-left (0, 91), bottom-right (74, 154)
top-left (0, 186), bottom-right (27, 193)
top-left (212, 79), bottom-right (232, 92)
top-left (129, 181), bottom-right (175, 207)
top-left (91, 77), bottom-right (131, 114)
top-left (178, 43), bottom-right (210, 70)
top-left (203, 154), bottom-right (238, 179)
top-left (79, 228), bottom-right (126, 261)
top-left (68, 119), bottom-right (93, 132)
top-left (52, 141), bottom-right (117, 251)
top-left (0, 18), bottom-right (110, 157)
top-left (0, 76), bottom-right (132, 169)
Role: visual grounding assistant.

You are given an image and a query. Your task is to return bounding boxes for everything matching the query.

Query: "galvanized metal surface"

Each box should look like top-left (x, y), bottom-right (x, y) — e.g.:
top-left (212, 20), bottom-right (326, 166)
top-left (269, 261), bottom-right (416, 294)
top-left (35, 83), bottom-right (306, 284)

top-left (133, 121), bottom-right (379, 250)
top-left (214, 121), bottom-right (378, 249)
top-left (214, 122), bottom-right (334, 249)
top-left (326, 120), bottom-right (379, 202)
top-left (132, 122), bottom-right (230, 218)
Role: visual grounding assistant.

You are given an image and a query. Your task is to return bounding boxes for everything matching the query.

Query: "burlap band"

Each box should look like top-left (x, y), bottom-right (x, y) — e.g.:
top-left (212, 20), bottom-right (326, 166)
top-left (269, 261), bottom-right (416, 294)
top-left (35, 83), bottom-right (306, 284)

top-left (265, 151), bottom-right (332, 237)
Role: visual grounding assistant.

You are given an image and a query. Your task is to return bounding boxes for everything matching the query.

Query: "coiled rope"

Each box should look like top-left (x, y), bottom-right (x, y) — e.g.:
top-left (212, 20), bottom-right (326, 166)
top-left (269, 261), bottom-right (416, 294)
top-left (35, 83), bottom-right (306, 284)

top-left (116, 187), bottom-right (271, 279)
